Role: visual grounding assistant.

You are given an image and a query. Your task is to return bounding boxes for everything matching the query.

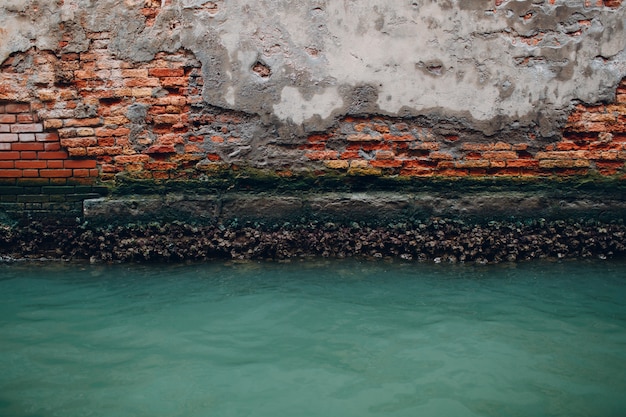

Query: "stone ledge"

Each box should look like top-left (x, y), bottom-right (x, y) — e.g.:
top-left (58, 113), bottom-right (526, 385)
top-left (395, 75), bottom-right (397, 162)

top-left (82, 190), bottom-right (626, 226)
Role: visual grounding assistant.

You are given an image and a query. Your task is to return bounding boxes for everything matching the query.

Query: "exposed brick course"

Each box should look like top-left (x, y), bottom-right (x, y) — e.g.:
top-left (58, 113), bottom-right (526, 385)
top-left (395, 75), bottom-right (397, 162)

top-left (300, 81), bottom-right (626, 178)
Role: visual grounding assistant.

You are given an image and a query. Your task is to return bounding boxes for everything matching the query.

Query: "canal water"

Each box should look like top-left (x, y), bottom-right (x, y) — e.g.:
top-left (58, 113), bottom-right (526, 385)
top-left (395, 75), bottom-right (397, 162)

top-left (1, 259), bottom-right (625, 417)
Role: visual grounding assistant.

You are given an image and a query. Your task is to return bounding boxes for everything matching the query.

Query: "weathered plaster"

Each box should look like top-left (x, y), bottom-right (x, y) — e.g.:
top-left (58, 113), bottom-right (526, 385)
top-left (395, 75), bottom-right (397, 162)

top-left (1, 0), bottom-right (625, 137)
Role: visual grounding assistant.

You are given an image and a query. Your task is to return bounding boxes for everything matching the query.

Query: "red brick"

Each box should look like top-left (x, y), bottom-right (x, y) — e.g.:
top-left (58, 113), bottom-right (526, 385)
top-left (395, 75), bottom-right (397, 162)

top-left (35, 133), bottom-right (59, 142)
top-left (0, 161), bottom-right (14, 168)
top-left (114, 154), bottom-right (150, 163)
top-left (60, 138), bottom-right (98, 148)
top-left (39, 169), bottom-right (73, 178)
top-left (87, 146), bottom-right (123, 156)
top-left (148, 106), bottom-right (167, 115)
top-left (64, 159), bottom-right (97, 169)
top-left (74, 128), bottom-right (95, 137)
top-left (494, 142), bottom-right (512, 150)
top-left (430, 152), bottom-right (454, 160)
top-left (15, 160), bottom-right (47, 169)
top-left (375, 150), bottom-right (396, 160)
top-left (68, 148), bottom-right (88, 157)
top-left (11, 143), bottom-right (44, 151)
top-left (0, 169), bottom-right (22, 177)
top-left (482, 151), bottom-right (518, 160)
top-left (382, 134), bottom-right (415, 142)
top-left (555, 141), bottom-right (585, 151)
top-left (121, 69), bottom-right (149, 78)
top-left (95, 127), bottom-right (131, 137)
top-left (61, 52), bottom-right (80, 61)
top-left (0, 114), bottom-right (16, 123)
top-left (148, 68), bottom-right (185, 77)
top-left (64, 118), bottom-right (101, 127)
top-left (464, 152), bottom-right (483, 160)
top-left (21, 169), bottom-right (40, 178)
top-left (403, 160), bottom-right (438, 169)
top-left (306, 150), bottom-right (339, 160)
top-left (340, 151), bottom-right (361, 159)
top-left (96, 137), bottom-right (116, 147)
top-left (0, 151), bottom-right (20, 160)
top-left (74, 70), bottom-right (99, 80)
top-left (159, 77), bottom-right (188, 87)
top-left (184, 144), bottom-right (203, 153)
top-left (45, 142), bottom-right (61, 151)
top-left (145, 144), bottom-right (177, 154)
top-left (455, 160), bottom-right (490, 168)
top-left (399, 168), bottom-right (435, 177)
top-left (436, 161), bottom-right (455, 169)
top-left (153, 114), bottom-right (181, 125)
top-left (300, 143), bottom-right (326, 151)
top-left (370, 160), bottom-right (403, 168)
top-left (16, 113), bottom-right (36, 123)
top-left (357, 143), bottom-right (392, 152)
top-left (506, 160), bottom-right (540, 168)
top-left (5, 103), bottom-right (30, 113)
top-left (38, 151), bottom-right (70, 159)
top-left (145, 161), bottom-right (178, 170)
top-left (124, 78), bottom-right (161, 87)
top-left (536, 150), bottom-right (589, 159)
top-left (154, 96), bottom-right (188, 106)
top-left (72, 169), bottom-right (91, 177)
top-left (43, 119), bottom-right (63, 130)
top-left (307, 134), bottom-right (330, 143)
top-left (539, 159), bottom-right (590, 169)
top-left (20, 151), bottom-right (37, 159)
top-left (47, 160), bottom-right (64, 169)
top-left (103, 116), bottom-right (129, 126)
top-left (436, 170), bottom-right (470, 178)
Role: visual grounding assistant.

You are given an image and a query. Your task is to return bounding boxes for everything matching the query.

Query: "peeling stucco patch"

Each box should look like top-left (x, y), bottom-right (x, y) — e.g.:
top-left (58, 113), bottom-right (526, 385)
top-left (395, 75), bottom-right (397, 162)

top-left (273, 86), bottom-right (344, 125)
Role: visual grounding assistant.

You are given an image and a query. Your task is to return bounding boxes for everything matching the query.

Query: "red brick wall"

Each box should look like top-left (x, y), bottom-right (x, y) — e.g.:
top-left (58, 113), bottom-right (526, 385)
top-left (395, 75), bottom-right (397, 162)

top-left (302, 80), bottom-right (626, 178)
top-left (1, 29), bottom-right (625, 184)
top-left (0, 101), bottom-right (97, 183)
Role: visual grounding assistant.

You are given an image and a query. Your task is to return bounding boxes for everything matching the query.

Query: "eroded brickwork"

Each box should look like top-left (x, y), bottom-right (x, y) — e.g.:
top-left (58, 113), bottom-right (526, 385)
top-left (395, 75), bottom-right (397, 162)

top-left (303, 79), bottom-right (626, 178)
top-left (0, 37), bottom-right (208, 182)
top-left (0, 6), bottom-right (625, 185)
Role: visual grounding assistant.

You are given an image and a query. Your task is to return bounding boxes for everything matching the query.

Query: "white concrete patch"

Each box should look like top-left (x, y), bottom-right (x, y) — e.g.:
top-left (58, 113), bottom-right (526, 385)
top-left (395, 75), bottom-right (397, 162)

top-left (273, 86), bottom-right (343, 125)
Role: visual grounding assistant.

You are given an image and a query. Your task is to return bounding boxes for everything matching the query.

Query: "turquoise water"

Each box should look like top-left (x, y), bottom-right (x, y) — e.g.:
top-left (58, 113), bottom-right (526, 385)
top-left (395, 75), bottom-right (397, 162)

top-left (1, 260), bottom-right (625, 417)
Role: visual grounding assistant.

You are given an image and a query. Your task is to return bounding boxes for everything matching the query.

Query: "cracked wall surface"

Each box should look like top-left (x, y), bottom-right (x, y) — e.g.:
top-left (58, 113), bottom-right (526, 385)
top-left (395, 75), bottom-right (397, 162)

top-left (1, 0), bottom-right (625, 186)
